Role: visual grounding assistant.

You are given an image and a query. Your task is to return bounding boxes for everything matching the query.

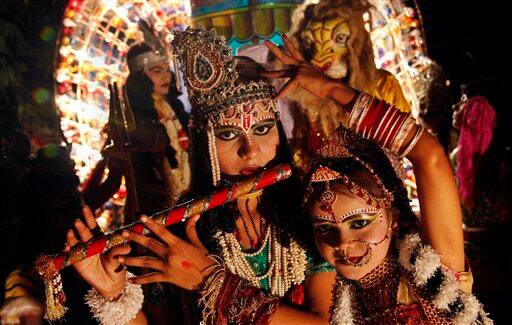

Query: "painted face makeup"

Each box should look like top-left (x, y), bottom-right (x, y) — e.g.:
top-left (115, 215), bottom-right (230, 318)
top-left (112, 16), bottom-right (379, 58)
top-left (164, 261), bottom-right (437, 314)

top-left (213, 100), bottom-right (280, 177)
top-left (312, 208), bottom-right (391, 267)
top-left (309, 178), bottom-right (395, 280)
top-left (216, 100), bottom-right (277, 136)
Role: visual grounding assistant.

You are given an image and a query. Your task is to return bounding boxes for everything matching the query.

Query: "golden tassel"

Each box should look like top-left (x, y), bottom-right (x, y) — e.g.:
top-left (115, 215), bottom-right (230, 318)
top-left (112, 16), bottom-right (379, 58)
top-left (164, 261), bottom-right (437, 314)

top-left (34, 255), bottom-right (67, 320)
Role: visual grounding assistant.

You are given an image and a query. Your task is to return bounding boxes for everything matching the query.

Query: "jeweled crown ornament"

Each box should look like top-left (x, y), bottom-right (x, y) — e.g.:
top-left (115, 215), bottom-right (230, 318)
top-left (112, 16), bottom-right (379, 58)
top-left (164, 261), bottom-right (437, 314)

top-left (171, 27), bottom-right (276, 129)
top-left (316, 127), bottom-right (354, 159)
top-left (306, 127), bottom-right (394, 209)
top-left (171, 27), bottom-right (237, 126)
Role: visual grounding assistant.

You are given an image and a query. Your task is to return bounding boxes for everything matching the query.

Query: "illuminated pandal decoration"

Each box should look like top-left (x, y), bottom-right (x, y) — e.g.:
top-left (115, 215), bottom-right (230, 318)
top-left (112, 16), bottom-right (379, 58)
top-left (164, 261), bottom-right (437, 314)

top-left (190, 0), bottom-right (303, 53)
top-left (55, 0), bottom-right (427, 215)
top-left (56, 0), bottom-right (430, 182)
top-left (190, 0), bottom-right (431, 115)
top-left (365, 0), bottom-right (432, 116)
top-left (362, 0), bottom-right (431, 212)
top-left (55, 0), bottom-right (188, 185)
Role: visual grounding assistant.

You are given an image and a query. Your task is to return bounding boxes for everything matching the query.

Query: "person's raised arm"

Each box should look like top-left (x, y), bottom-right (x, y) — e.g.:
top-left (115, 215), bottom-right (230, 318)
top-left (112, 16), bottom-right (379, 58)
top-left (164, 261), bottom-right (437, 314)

top-left (326, 85), bottom-right (465, 271)
top-left (264, 35), bottom-right (464, 271)
top-left (403, 129), bottom-right (465, 271)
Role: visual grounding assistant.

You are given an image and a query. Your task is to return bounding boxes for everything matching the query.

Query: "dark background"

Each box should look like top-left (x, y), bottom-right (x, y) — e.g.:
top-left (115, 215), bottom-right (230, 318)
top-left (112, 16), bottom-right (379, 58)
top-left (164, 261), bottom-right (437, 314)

top-left (419, 0), bottom-right (510, 85)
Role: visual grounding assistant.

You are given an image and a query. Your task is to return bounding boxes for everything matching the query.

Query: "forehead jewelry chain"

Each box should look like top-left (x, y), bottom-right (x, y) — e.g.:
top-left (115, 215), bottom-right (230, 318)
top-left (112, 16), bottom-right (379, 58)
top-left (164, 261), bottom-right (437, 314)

top-left (319, 180), bottom-right (337, 218)
top-left (312, 207), bottom-right (380, 224)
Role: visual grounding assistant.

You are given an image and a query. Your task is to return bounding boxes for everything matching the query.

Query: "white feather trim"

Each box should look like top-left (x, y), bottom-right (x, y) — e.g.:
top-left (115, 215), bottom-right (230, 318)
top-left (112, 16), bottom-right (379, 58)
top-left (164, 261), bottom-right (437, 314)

top-left (431, 271), bottom-right (459, 310)
top-left (329, 233), bottom-right (492, 324)
top-left (399, 233), bottom-right (492, 322)
top-left (453, 293), bottom-right (480, 325)
top-left (399, 233), bottom-right (462, 311)
top-left (84, 272), bottom-right (144, 325)
top-left (413, 245), bottom-right (441, 285)
top-left (330, 278), bottom-right (354, 325)
top-left (398, 233), bottom-right (422, 271)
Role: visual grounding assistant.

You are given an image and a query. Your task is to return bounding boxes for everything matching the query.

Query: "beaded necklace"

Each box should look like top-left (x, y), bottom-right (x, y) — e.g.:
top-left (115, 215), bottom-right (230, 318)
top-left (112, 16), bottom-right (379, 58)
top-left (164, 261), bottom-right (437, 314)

top-left (216, 223), bottom-right (307, 296)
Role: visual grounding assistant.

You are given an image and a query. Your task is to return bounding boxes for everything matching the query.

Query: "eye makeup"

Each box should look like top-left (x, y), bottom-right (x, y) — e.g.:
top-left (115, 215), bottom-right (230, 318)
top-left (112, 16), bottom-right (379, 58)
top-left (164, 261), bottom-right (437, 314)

top-left (214, 118), bottom-right (276, 141)
top-left (214, 127), bottom-right (240, 141)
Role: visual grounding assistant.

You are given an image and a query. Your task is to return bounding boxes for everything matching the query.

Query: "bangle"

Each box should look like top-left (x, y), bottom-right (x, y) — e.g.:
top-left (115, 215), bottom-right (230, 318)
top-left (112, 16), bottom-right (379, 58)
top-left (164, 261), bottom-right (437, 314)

top-left (346, 92), bottom-right (422, 157)
top-left (84, 272), bottom-right (144, 325)
top-left (353, 95), bottom-right (374, 132)
top-left (347, 92), bottom-right (368, 129)
top-left (391, 117), bottom-right (415, 154)
top-left (399, 125), bottom-right (424, 158)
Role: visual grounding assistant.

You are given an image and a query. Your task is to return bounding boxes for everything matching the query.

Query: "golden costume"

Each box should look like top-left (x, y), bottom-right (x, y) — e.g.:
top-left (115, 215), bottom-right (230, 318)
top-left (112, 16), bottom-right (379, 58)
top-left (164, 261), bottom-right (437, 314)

top-left (287, 0), bottom-right (410, 171)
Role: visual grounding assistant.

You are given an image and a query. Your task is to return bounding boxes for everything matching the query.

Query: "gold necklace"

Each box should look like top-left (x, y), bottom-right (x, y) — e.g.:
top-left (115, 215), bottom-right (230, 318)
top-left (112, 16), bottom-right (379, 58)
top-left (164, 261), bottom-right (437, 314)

top-left (237, 207), bottom-right (257, 248)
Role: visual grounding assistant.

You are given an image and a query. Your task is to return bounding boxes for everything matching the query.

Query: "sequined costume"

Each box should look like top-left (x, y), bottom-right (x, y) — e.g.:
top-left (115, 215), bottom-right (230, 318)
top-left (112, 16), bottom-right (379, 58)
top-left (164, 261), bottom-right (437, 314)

top-left (287, 0), bottom-right (411, 172)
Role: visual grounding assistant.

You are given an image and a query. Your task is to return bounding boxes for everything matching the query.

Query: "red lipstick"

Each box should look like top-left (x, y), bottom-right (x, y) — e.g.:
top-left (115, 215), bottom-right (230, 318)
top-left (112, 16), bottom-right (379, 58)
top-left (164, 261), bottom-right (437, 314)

top-left (240, 167), bottom-right (260, 176)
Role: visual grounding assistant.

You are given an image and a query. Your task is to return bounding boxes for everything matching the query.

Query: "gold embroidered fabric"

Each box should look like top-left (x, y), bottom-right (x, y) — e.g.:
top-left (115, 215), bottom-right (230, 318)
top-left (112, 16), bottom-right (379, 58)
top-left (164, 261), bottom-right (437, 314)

top-left (458, 270), bottom-right (473, 294)
top-left (457, 257), bottom-right (474, 294)
top-left (372, 70), bottom-right (411, 113)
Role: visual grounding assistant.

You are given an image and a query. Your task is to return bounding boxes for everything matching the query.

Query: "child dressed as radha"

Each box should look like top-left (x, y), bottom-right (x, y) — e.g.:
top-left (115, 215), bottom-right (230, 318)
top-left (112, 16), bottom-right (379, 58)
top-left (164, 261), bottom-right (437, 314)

top-left (262, 35), bottom-right (492, 323)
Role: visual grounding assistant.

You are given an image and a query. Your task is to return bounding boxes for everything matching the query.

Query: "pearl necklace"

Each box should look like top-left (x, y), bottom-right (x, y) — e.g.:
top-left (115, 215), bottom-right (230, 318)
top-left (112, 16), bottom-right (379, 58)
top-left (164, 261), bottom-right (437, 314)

top-left (216, 224), bottom-right (307, 296)
top-left (207, 122), bottom-right (221, 186)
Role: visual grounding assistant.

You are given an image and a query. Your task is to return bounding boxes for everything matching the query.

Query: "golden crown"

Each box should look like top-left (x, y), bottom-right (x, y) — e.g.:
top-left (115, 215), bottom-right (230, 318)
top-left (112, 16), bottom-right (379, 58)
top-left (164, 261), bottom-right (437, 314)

top-left (171, 27), bottom-right (275, 128)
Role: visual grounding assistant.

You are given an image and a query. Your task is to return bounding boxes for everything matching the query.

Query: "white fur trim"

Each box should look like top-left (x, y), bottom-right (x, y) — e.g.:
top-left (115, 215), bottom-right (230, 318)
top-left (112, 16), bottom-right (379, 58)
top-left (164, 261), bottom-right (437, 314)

top-left (399, 233), bottom-right (492, 322)
top-left (478, 308), bottom-right (494, 325)
top-left (431, 270), bottom-right (459, 310)
top-left (398, 233), bottom-right (422, 271)
top-left (453, 293), bottom-right (480, 325)
top-left (330, 278), bottom-right (354, 325)
top-left (412, 245), bottom-right (441, 285)
top-left (85, 272), bottom-right (144, 325)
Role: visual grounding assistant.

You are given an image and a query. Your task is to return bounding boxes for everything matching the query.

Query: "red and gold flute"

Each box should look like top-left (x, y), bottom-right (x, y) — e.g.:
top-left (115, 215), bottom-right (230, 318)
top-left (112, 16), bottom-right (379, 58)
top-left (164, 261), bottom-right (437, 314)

top-left (34, 164), bottom-right (292, 320)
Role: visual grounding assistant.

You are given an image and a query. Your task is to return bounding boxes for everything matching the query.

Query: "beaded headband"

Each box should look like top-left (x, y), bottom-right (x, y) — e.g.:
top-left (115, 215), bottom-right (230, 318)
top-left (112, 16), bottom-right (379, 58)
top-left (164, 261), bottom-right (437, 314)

top-left (311, 207), bottom-right (380, 224)
top-left (128, 20), bottom-right (170, 73)
top-left (171, 27), bottom-right (277, 129)
top-left (127, 49), bottom-right (168, 73)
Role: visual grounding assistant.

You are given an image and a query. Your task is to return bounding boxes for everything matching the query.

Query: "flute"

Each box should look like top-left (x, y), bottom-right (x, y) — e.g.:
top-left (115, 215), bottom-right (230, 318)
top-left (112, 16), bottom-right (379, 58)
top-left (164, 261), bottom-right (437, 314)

top-left (34, 163), bottom-right (292, 320)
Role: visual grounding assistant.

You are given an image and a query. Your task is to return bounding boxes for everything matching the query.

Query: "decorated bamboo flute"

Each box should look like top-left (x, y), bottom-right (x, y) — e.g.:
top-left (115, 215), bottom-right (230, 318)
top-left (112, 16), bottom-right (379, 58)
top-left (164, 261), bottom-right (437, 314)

top-left (35, 163), bottom-right (292, 320)
top-left (36, 163), bottom-right (291, 271)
